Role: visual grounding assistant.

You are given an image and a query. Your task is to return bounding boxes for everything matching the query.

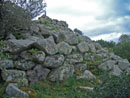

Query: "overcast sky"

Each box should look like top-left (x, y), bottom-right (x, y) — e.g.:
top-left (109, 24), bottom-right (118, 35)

top-left (46, 0), bottom-right (130, 41)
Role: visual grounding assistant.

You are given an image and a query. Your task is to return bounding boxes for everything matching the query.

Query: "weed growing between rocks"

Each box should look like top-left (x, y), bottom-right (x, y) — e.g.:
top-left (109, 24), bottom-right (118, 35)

top-left (12, 32), bottom-right (26, 39)
top-left (0, 40), bottom-right (10, 60)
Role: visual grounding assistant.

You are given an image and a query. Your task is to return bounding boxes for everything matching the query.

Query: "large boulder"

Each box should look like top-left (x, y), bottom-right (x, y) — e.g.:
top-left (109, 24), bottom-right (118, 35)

top-left (74, 63), bottom-right (87, 72)
top-left (2, 70), bottom-right (28, 87)
top-left (98, 60), bottom-right (123, 76)
top-left (93, 43), bottom-right (102, 50)
top-left (48, 63), bottom-right (74, 82)
top-left (77, 41), bottom-right (89, 53)
top-left (20, 51), bottom-right (33, 60)
top-left (109, 53), bottom-right (122, 61)
top-left (20, 50), bottom-right (46, 63)
top-left (117, 59), bottom-right (130, 71)
top-left (14, 60), bottom-right (35, 70)
top-left (98, 60), bottom-right (116, 71)
top-left (6, 83), bottom-right (29, 98)
top-left (0, 60), bottom-right (14, 69)
top-left (57, 41), bottom-right (72, 55)
top-left (7, 39), bottom-right (35, 54)
top-left (66, 54), bottom-right (83, 64)
top-left (27, 65), bottom-right (50, 83)
top-left (88, 43), bottom-right (96, 53)
top-left (77, 35), bottom-right (92, 43)
top-left (109, 65), bottom-right (123, 76)
top-left (32, 51), bottom-right (46, 63)
top-left (34, 36), bottom-right (57, 55)
top-left (44, 55), bottom-right (64, 68)
top-left (37, 24), bottom-right (51, 37)
top-left (56, 31), bottom-right (78, 45)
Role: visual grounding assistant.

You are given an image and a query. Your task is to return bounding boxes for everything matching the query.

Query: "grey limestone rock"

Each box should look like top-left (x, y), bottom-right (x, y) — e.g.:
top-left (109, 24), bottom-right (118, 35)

top-left (77, 41), bottom-right (89, 53)
top-left (57, 41), bottom-right (72, 55)
top-left (98, 60), bottom-right (116, 71)
top-left (76, 70), bottom-right (96, 80)
top-left (88, 43), bottom-right (96, 53)
top-left (27, 65), bottom-right (50, 83)
top-left (7, 39), bottom-right (35, 54)
top-left (32, 51), bottom-right (46, 63)
top-left (2, 70), bottom-right (28, 87)
top-left (6, 83), bottom-right (29, 98)
top-left (34, 37), bottom-right (57, 55)
top-left (74, 64), bottom-right (87, 72)
top-left (14, 60), bottom-right (35, 70)
top-left (56, 31), bottom-right (78, 45)
top-left (66, 54), bottom-right (83, 64)
top-left (109, 65), bottom-right (123, 76)
top-left (118, 59), bottom-right (130, 71)
top-left (0, 60), bottom-right (14, 69)
top-left (44, 55), bottom-right (64, 68)
top-left (48, 63), bottom-right (74, 82)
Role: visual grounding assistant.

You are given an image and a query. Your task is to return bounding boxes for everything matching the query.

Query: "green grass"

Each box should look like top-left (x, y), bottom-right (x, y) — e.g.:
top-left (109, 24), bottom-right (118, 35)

top-left (27, 48), bottom-right (40, 54)
top-left (30, 76), bottom-right (100, 98)
top-left (12, 32), bottom-right (26, 39)
top-left (43, 24), bottom-right (59, 31)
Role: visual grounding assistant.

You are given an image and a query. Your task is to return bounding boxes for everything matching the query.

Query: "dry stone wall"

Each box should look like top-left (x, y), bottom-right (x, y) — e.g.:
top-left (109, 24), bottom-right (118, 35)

top-left (0, 15), bottom-right (130, 97)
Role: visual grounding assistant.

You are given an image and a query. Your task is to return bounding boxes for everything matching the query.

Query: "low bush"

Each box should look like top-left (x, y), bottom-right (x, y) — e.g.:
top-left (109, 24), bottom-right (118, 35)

top-left (90, 74), bottom-right (130, 98)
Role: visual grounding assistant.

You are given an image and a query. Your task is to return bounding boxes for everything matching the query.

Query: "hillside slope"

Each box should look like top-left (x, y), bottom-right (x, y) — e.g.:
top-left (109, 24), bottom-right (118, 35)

top-left (0, 15), bottom-right (130, 98)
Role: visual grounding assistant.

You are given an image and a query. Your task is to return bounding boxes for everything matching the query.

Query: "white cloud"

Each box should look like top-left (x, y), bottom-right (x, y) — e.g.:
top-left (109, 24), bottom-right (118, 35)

top-left (91, 32), bottom-right (122, 41)
top-left (46, 0), bottom-right (130, 41)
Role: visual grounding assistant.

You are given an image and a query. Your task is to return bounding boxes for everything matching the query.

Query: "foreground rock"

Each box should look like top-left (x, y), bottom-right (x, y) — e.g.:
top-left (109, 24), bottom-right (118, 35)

top-left (27, 65), bottom-right (50, 83)
top-left (76, 70), bottom-right (96, 80)
top-left (34, 37), bottom-right (57, 55)
top-left (6, 83), bottom-right (29, 98)
top-left (2, 70), bottom-right (28, 87)
top-left (48, 63), bottom-right (74, 82)
top-left (0, 60), bottom-right (14, 69)
top-left (7, 39), bottom-right (35, 54)
top-left (44, 55), bottom-right (64, 68)
top-left (57, 41), bottom-right (72, 55)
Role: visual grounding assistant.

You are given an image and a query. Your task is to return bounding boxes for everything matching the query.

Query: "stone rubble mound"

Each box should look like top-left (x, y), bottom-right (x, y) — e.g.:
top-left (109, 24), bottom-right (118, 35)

top-left (0, 16), bottom-right (130, 97)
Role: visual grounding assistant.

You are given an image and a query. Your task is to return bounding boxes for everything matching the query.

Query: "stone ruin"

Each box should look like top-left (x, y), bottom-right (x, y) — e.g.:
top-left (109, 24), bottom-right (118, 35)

top-left (0, 16), bottom-right (130, 97)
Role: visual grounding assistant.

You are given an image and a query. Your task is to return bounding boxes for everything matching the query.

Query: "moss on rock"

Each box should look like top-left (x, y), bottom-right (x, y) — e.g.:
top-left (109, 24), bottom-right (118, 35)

top-left (21, 88), bottom-right (38, 98)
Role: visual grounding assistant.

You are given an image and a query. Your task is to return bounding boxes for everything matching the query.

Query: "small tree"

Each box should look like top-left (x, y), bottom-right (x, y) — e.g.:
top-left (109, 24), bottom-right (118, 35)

top-left (119, 34), bottom-right (130, 43)
top-left (0, 1), bottom-right (32, 40)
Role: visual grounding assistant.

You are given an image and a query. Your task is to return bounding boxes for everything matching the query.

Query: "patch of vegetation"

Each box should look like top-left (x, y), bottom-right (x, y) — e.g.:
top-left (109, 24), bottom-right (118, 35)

top-left (96, 39), bottom-right (116, 49)
top-left (78, 37), bottom-right (81, 43)
top-left (96, 34), bottom-right (130, 62)
top-left (0, 40), bottom-right (11, 60)
top-left (0, 2), bottom-right (32, 40)
top-left (90, 74), bottom-right (130, 98)
top-left (87, 60), bottom-right (104, 76)
top-left (12, 32), bottom-right (26, 39)
top-left (87, 50), bottom-right (93, 54)
top-left (113, 42), bottom-right (130, 62)
top-left (43, 23), bottom-right (59, 31)
top-left (21, 88), bottom-right (38, 98)
top-left (83, 56), bottom-right (88, 64)
top-left (27, 49), bottom-right (40, 54)
top-left (31, 76), bottom-right (100, 98)
top-left (57, 50), bottom-right (63, 55)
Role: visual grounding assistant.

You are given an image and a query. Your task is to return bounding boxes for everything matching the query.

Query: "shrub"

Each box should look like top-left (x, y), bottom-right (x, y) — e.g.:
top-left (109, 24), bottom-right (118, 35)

top-left (113, 42), bottom-right (130, 62)
top-left (0, 1), bottom-right (32, 40)
top-left (91, 74), bottom-right (130, 98)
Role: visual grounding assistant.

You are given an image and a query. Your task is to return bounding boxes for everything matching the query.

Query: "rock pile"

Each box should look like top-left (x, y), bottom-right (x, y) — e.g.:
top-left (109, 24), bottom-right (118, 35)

top-left (0, 15), bottom-right (130, 97)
